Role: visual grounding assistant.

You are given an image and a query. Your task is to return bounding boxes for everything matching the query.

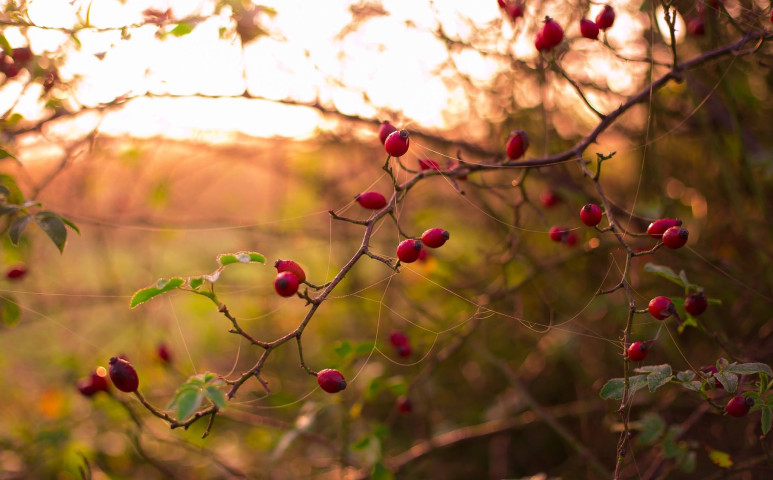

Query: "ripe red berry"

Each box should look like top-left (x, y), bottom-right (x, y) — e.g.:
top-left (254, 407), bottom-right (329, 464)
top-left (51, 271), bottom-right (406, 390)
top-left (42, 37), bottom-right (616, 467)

top-left (534, 32), bottom-right (549, 52)
top-left (580, 19), bottom-right (600, 40)
top-left (662, 226), bottom-right (688, 249)
top-left (384, 130), bottom-right (410, 157)
top-left (506, 3), bottom-right (523, 21)
top-left (497, 0), bottom-right (506, 9)
top-left (356, 191), bottom-right (387, 210)
top-left (595, 5), bottom-right (615, 31)
top-left (378, 121), bottom-right (397, 145)
top-left (417, 248), bottom-right (428, 261)
top-left (274, 271), bottom-right (299, 297)
top-left (3, 62), bottom-right (19, 78)
top-left (157, 342), bottom-right (172, 364)
top-left (685, 292), bottom-right (707, 316)
top-left (76, 370), bottom-right (110, 397)
top-left (549, 226), bottom-right (566, 242)
top-left (687, 18), bottom-right (705, 36)
top-left (700, 365), bottom-right (723, 389)
top-left (6, 264), bottom-right (27, 280)
top-left (418, 158), bottom-right (441, 171)
top-left (317, 368), bottom-right (346, 393)
top-left (108, 357), bottom-right (139, 393)
top-left (627, 341), bottom-right (650, 362)
top-left (725, 395), bottom-right (753, 417)
top-left (537, 17), bottom-right (564, 51)
top-left (564, 232), bottom-right (579, 247)
top-left (421, 228), bottom-right (449, 248)
top-left (646, 218), bottom-right (682, 238)
top-left (396, 239), bottom-right (422, 263)
top-left (540, 190), bottom-right (560, 208)
top-left (580, 203), bottom-right (603, 226)
top-left (506, 130), bottom-right (529, 160)
top-left (11, 47), bottom-right (32, 64)
top-left (389, 331), bottom-right (409, 347)
top-left (274, 259), bottom-right (307, 283)
top-left (648, 296), bottom-right (675, 320)
top-left (397, 344), bottom-right (412, 357)
top-left (396, 396), bottom-right (413, 413)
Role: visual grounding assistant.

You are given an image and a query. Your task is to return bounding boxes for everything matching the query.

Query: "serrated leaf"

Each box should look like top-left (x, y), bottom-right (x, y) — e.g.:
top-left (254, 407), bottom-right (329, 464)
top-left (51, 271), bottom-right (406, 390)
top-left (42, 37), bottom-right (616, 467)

top-left (761, 407), bottom-right (772, 435)
top-left (217, 251), bottom-right (266, 266)
top-left (0, 297), bottom-right (21, 327)
top-left (130, 277), bottom-right (184, 308)
top-left (637, 413), bottom-right (666, 445)
top-left (170, 22), bottom-right (194, 37)
top-left (175, 389), bottom-right (204, 421)
top-left (648, 374), bottom-right (673, 392)
top-left (676, 370), bottom-right (695, 382)
top-left (715, 372), bottom-right (738, 393)
top-left (644, 263), bottom-right (685, 287)
top-left (35, 213), bottom-right (67, 252)
top-left (205, 385), bottom-right (227, 410)
top-left (635, 364), bottom-right (672, 376)
top-left (682, 381), bottom-right (702, 391)
top-left (189, 277), bottom-right (204, 290)
top-left (600, 375), bottom-right (648, 400)
top-left (9, 215), bottom-right (32, 245)
top-left (725, 362), bottom-right (773, 377)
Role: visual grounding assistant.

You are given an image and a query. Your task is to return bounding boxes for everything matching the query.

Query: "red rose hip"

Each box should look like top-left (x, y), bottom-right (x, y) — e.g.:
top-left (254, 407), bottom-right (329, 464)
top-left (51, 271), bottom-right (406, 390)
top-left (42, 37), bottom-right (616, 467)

top-left (580, 203), bottom-right (603, 226)
top-left (108, 357), bottom-right (139, 393)
top-left (595, 5), bottom-right (615, 31)
top-left (505, 130), bottom-right (529, 160)
top-left (76, 370), bottom-right (110, 397)
top-left (580, 19), bottom-right (599, 39)
top-left (418, 158), bottom-right (441, 171)
top-left (685, 292), bottom-right (707, 316)
top-left (725, 395), bottom-right (753, 417)
top-left (356, 191), bottom-right (387, 210)
top-left (396, 396), bottom-right (413, 413)
top-left (384, 130), bottom-right (410, 157)
top-left (540, 190), bottom-right (560, 208)
top-left (157, 342), bottom-right (172, 364)
top-left (627, 341), bottom-right (650, 362)
top-left (648, 296), bottom-right (675, 320)
top-left (378, 121), bottom-right (397, 145)
top-left (274, 259), bottom-right (306, 283)
top-left (421, 228), bottom-right (449, 248)
top-left (536, 17), bottom-right (563, 51)
top-left (662, 226), bottom-right (688, 249)
top-left (549, 226), bottom-right (565, 243)
top-left (6, 264), bottom-right (26, 280)
top-left (389, 331), bottom-right (409, 347)
top-left (396, 239), bottom-right (422, 263)
top-left (274, 271), bottom-right (299, 297)
top-left (317, 368), bottom-right (347, 393)
top-left (647, 218), bottom-right (681, 238)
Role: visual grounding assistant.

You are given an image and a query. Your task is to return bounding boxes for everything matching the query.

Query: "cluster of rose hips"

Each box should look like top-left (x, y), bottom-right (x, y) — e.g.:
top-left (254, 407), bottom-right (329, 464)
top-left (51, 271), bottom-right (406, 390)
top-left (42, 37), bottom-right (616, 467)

top-left (580, 5), bottom-right (615, 40)
top-left (646, 217), bottom-right (689, 249)
top-left (76, 356), bottom-right (140, 396)
top-left (497, 0), bottom-right (523, 22)
top-left (273, 259), bottom-right (305, 297)
top-left (1, 47), bottom-right (33, 79)
top-left (389, 330), bottom-right (413, 358)
top-left (397, 228), bottom-right (449, 264)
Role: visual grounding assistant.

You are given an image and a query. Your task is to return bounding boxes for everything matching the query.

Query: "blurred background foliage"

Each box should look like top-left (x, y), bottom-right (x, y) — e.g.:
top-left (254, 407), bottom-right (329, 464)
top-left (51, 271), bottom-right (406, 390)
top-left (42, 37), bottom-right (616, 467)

top-left (0, 0), bottom-right (773, 479)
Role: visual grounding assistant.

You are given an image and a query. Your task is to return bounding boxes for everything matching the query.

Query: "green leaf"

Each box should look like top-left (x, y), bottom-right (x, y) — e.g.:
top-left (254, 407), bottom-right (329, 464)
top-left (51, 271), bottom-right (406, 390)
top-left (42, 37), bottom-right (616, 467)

top-left (0, 296), bottom-right (21, 327)
top-left (648, 373), bottom-right (673, 393)
top-left (35, 213), bottom-right (68, 252)
top-left (175, 389), bottom-right (204, 421)
top-left (9, 215), bottom-right (32, 245)
top-left (371, 462), bottom-right (394, 480)
top-left (676, 370), bottom-right (695, 382)
top-left (677, 315), bottom-right (698, 334)
top-left (0, 146), bottom-right (15, 160)
top-left (0, 174), bottom-right (24, 204)
top-left (0, 204), bottom-right (21, 215)
top-left (204, 385), bottom-right (227, 410)
top-left (129, 277), bottom-right (184, 308)
top-left (635, 364), bottom-right (672, 376)
top-left (217, 251), bottom-right (266, 266)
top-left (60, 216), bottom-right (80, 234)
top-left (715, 372), bottom-right (738, 393)
top-left (351, 435), bottom-right (372, 451)
top-left (681, 381), bottom-right (702, 392)
top-left (170, 22), bottom-right (194, 37)
top-left (644, 263), bottom-right (685, 287)
top-left (599, 375), bottom-right (648, 400)
top-left (637, 413), bottom-right (666, 445)
top-left (0, 184), bottom-right (8, 196)
top-left (189, 277), bottom-right (204, 290)
top-left (761, 407), bottom-right (772, 435)
top-left (725, 362), bottom-right (773, 377)
top-left (334, 340), bottom-right (352, 359)
top-left (0, 34), bottom-right (12, 55)
top-left (680, 451), bottom-right (697, 473)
